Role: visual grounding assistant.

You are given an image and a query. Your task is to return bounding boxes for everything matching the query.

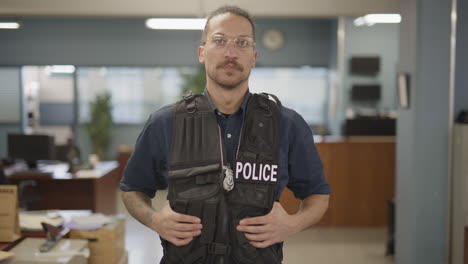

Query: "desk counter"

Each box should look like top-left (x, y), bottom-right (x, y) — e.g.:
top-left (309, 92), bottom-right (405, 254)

top-left (7, 162), bottom-right (120, 214)
top-left (280, 136), bottom-right (396, 227)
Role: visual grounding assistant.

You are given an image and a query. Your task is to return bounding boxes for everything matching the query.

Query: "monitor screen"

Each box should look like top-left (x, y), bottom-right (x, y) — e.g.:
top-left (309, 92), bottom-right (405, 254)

top-left (351, 84), bottom-right (381, 101)
top-left (7, 134), bottom-right (55, 168)
top-left (350, 57), bottom-right (380, 75)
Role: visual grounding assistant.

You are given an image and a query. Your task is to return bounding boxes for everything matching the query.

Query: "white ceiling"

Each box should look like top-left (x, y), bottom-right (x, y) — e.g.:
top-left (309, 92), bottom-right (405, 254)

top-left (0, 0), bottom-right (399, 18)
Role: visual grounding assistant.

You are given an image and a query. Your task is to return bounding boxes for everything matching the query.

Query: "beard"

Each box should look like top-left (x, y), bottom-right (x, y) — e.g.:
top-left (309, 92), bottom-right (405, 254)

top-left (207, 60), bottom-right (250, 90)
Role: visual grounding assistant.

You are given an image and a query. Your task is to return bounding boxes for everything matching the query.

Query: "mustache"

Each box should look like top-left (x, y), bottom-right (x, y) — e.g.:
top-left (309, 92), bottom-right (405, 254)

top-left (217, 60), bottom-right (244, 71)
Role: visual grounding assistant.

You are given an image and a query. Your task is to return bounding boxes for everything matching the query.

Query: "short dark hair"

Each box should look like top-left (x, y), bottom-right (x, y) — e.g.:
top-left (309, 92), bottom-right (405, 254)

top-left (201, 5), bottom-right (255, 44)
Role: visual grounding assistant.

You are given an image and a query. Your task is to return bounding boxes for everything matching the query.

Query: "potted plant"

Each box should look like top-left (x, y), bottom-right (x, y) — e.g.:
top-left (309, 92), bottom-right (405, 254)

top-left (180, 64), bottom-right (206, 96)
top-left (84, 92), bottom-right (113, 160)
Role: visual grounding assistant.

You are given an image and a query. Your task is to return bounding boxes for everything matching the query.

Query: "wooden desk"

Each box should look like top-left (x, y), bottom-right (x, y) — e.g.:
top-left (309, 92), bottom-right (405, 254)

top-left (465, 226), bottom-right (468, 264)
top-left (279, 136), bottom-right (396, 227)
top-left (6, 162), bottom-right (119, 214)
top-left (0, 237), bottom-right (24, 251)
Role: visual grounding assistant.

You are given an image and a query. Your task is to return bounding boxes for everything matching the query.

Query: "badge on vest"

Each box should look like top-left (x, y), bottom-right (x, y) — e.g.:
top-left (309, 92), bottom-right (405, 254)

top-left (235, 162), bottom-right (278, 183)
top-left (223, 165), bottom-right (234, 192)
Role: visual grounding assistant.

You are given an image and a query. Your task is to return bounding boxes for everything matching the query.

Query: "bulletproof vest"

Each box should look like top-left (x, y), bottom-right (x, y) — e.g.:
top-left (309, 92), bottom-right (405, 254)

top-left (163, 92), bottom-right (282, 264)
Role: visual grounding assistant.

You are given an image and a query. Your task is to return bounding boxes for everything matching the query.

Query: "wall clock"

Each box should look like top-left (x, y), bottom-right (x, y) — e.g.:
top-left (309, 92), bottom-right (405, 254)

top-left (262, 29), bottom-right (285, 51)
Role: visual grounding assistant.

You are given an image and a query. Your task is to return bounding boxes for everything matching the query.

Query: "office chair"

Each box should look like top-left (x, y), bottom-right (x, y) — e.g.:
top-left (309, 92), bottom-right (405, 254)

top-left (385, 199), bottom-right (395, 256)
top-left (0, 163), bottom-right (7, 184)
top-left (55, 144), bottom-right (69, 162)
top-left (0, 161), bottom-right (41, 210)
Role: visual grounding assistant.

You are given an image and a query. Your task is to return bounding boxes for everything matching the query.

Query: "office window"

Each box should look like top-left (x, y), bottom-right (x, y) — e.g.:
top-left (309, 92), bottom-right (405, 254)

top-left (21, 66), bottom-right (75, 127)
top-left (249, 67), bottom-right (329, 126)
top-left (77, 67), bottom-right (189, 124)
top-left (77, 66), bottom-right (329, 126)
top-left (0, 67), bottom-right (21, 123)
top-left (20, 66), bottom-right (75, 144)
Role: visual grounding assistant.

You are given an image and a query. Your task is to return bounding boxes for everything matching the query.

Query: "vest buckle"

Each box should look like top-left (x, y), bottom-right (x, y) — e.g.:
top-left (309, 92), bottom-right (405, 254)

top-left (183, 91), bottom-right (197, 113)
top-left (183, 90), bottom-right (194, 101)
top-left (207, 242), bottom-right (230, 255)
top-left (186, 101), bottom-right (196, 113)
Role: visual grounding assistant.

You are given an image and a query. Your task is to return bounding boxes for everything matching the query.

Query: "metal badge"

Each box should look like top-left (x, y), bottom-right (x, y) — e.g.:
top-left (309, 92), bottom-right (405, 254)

top-left (223, 165), bottom-right (234, 192)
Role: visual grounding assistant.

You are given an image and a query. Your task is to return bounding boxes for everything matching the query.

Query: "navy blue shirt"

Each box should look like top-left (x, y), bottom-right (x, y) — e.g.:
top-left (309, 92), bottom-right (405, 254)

top-left (120, 90), bottom-right (331, 200)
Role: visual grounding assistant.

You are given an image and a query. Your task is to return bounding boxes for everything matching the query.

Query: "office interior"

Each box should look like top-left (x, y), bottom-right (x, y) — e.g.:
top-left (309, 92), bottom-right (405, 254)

top-left (0, 0), bottom-right (467, 263)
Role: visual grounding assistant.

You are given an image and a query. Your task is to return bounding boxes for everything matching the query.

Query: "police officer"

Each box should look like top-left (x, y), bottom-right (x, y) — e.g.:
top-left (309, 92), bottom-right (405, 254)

top-left (121, 5), bottom-right (331, 263)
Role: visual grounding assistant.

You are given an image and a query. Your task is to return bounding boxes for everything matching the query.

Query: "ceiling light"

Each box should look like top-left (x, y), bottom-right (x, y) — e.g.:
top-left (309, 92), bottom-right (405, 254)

top-left (0, 22), bottom-right (21, 29)
top-left (45, 65), bottom-right (76, 75)
top-left (145, 18), bottom-right (207, 30)
top-left (354, 14), bottom-right (401, 26)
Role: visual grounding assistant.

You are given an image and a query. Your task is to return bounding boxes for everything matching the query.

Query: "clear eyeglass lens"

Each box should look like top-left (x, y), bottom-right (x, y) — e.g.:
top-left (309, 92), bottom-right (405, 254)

top-left (211, 36), bottom-right (254, 48)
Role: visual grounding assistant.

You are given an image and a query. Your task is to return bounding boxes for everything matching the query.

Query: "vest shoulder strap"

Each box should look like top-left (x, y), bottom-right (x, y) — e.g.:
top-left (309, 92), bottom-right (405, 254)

top-left (237, 92), bottom-right (282, 163)
top-left (168, 93), bottom-right (221, 171)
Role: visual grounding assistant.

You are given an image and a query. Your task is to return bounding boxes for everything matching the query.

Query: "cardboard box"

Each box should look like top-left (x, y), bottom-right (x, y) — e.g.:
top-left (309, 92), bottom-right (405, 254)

top-left (118, 250), bottom-right (128, 264)
top-left (0, 185), bottom-right (20, 242)
top-left (69, 217), bottom-right (125, 264)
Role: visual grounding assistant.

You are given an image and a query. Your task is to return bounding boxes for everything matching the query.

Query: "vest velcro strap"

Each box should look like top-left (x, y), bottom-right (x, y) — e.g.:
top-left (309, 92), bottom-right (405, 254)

top-left (169, 163), bottom-right (220, 179)
top-left (180, 247), bottom-right (205, 264)
top-left (186, 201), bottom-right (203, 221)
top-left (195, 174), bottom-right (218, 184)
top-left (243, 151), bottom-right (257, 160)
top-left (200, 202), bottom-right (217, 243)
top-left (207, 242), bottom-right (230, 255)
top-left (258, 152), bottom-right (272, 162)
top-left (176, 242), bottom-right (230, 264)
top-left (259, 99), bottom-right (269, 111)
top-left (173, 199), bottom-right (188, 214)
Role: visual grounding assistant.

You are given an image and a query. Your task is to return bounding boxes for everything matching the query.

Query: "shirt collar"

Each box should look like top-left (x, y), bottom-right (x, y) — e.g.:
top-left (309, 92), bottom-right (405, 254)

top-left (203, 88), bottom-right (251, 115)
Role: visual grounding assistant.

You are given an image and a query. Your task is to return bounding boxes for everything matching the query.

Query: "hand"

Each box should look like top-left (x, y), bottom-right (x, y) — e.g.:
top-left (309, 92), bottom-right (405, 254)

top-left (236, 202), bottom-right (298, 248)
top-left (151, 201), bottom-right (202, 246)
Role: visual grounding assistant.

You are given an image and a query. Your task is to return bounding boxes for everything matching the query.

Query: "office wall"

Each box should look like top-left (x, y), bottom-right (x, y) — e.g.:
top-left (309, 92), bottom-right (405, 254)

top-left (452, 1), bottom-right (468, 262)
top-left (255, 19), bottom-right (332, 67)
top-left (455, 0), bottom-right (468, 116)
top-left (0, 17), bottom-right (332, 67)
top-left (396, 0), bottom-right (452, 263)
top-left (328, 18), bottom-right (399, 135)
top-left (343, 18), bottom-right (399, 110)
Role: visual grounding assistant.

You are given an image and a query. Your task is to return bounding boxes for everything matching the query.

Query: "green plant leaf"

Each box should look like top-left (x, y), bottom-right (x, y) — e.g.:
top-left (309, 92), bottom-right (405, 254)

top-left (84, 92), bottom-right (113, 159)
top-left (180, 64), bottom-right (206, 96)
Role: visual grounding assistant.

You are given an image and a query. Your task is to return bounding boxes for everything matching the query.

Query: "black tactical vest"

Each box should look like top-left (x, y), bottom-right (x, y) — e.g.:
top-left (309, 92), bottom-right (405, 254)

top-left (162, 92), bottom-right (282, 264)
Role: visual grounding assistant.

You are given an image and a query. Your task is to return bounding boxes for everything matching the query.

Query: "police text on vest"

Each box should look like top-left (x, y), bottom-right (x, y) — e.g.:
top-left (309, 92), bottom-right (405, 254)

top-left (235, 162), bottom-right (278, 182)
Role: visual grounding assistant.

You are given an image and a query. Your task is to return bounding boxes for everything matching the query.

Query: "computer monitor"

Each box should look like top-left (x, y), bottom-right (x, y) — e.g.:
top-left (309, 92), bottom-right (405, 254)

top-left (350, 57), bottom-right (380, 75)
top-left (7, 134), bottom-right (55, 169)
top-left (351, 84), bottom-right (381, 101)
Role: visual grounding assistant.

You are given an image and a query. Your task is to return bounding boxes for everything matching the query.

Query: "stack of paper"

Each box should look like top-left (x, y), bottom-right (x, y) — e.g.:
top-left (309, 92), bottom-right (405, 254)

top-left (19, 211), bottom-right (63, 231)
top-left (65, 213), bottom-right (113, 230)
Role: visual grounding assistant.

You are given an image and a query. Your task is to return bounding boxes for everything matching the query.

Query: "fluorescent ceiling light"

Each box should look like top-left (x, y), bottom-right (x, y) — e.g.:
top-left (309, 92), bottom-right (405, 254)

top-left (146, 18), bottom-right (207, 30)
top-left (354, 14), bottom-right (401, 26)
top-left (0, 22), bottom-right (21, 29)
top-left (45, 65), bottom-right (76, 75)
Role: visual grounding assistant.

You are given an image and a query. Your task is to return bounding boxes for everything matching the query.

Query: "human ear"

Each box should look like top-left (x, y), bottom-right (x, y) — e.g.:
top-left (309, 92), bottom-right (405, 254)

top-left (251, 50), bottom-right (258, 68)
top-left (198, 46), bottom-right (205, 64)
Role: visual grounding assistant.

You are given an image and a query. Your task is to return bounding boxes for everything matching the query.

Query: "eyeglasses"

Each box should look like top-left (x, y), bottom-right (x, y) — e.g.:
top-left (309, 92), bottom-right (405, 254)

top-left (206, 35), bottom-right (256, 49)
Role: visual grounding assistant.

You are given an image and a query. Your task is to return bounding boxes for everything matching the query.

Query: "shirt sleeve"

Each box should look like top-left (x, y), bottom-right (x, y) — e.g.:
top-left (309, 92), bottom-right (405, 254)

top-left (286, 110), bottom-right (331, 200)
top-left (119, 106), bottom-right (171, 198)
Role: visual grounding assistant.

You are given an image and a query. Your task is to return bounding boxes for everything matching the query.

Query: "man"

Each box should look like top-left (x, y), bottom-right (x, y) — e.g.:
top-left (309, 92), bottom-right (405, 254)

top-left (121, 5), bottom-right (330, 263)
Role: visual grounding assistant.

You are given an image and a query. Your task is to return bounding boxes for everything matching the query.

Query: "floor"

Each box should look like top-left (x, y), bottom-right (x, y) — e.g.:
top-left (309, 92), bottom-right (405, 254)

top-left (117, 190), bottom-right (395, 264)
